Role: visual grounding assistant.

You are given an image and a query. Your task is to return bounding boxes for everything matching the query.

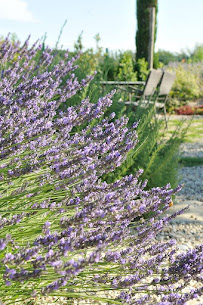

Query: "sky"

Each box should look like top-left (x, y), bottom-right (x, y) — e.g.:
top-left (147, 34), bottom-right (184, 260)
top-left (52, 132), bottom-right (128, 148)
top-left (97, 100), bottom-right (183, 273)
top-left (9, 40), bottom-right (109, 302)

top-left (0, 0), bottom-right (202, 53)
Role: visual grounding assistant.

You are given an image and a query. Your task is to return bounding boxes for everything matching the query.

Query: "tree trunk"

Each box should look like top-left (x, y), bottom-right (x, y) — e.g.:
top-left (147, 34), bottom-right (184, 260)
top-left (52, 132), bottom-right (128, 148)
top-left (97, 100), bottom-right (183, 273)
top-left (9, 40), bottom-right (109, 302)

top-left (135, 0), bottom-right (158, 62)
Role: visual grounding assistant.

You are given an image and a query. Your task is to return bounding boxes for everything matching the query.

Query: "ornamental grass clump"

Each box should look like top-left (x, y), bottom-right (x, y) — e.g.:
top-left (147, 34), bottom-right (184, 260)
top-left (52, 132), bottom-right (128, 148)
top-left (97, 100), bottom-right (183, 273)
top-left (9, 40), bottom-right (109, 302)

top-left (0, 36), bottom-right (202, 304)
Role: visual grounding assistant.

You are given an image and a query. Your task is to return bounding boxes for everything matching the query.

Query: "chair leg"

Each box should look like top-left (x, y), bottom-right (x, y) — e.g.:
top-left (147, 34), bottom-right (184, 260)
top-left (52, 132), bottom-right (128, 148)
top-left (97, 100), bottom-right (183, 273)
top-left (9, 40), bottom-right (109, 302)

top-left (153, 102), bottom-right (157, 123)
top-left (163, 103), bottom-right (167, 128)
top-left (152, 94), bottom-right (158, 124)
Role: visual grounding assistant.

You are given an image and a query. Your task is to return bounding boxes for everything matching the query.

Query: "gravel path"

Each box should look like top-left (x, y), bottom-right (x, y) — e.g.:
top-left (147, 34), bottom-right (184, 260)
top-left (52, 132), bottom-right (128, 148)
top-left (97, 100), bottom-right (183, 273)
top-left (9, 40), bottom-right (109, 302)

top-left (157, 142), bottom-right (203, 247)
top-left (156, 141), bottom-right (203, 304)
top-left (180, 142), bottom-right (203, 158)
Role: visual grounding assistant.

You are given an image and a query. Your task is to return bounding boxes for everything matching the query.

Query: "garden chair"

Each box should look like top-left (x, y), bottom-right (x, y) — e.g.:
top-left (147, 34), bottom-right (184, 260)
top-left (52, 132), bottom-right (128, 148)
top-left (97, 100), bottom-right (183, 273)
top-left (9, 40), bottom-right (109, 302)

top-left (155, 71), bottom-right (176, 127)
top-left (99, 80), bottom-right (145, 103)
top-left (123, 69), bottom-right (163, 106)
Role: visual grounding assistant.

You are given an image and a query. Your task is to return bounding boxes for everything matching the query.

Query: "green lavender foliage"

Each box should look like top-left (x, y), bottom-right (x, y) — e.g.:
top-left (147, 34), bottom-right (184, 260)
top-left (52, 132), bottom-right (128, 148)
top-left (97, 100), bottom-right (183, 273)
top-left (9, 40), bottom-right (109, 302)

top-left (103, 103), bottom-right (185, 189)
top-left (136, 0), bottom-right (158, 61)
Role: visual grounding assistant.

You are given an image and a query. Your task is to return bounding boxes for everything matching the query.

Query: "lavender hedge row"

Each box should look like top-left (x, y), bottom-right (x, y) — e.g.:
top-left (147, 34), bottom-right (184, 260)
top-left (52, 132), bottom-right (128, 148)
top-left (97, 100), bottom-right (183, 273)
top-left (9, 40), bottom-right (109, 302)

top-left (0, 36), bottom-right (202, 304)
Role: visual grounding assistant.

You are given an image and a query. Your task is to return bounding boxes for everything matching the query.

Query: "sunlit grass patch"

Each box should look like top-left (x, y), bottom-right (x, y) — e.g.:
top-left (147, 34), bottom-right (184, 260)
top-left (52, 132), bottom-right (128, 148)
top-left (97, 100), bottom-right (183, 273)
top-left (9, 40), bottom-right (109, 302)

top-left (164, 116), bottom-right (203, 143)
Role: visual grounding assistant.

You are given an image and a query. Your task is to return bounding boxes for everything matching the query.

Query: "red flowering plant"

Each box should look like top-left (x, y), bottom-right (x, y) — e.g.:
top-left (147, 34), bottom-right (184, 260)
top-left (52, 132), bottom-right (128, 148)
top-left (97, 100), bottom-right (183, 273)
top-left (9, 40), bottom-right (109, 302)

top-left (175, 104), bottom-right (203, 115)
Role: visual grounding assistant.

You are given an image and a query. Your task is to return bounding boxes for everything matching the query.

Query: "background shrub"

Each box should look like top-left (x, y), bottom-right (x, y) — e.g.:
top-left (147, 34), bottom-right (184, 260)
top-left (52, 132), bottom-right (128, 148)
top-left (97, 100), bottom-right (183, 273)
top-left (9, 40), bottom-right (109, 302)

top-left (168, 63), bottom-right (202, 100)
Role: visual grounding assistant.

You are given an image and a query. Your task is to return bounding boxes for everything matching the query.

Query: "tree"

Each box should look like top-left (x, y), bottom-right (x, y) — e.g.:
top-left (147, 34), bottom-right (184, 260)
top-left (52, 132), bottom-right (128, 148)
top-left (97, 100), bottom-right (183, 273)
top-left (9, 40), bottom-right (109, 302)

top-left (136, 0), bottom-right (158, 62)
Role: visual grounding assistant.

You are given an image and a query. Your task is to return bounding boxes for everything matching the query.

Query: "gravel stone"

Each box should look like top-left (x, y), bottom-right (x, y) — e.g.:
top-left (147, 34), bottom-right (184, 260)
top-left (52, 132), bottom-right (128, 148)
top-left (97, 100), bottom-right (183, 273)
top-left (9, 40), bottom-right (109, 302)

top-left (179, 142), bottom-right (203, 158)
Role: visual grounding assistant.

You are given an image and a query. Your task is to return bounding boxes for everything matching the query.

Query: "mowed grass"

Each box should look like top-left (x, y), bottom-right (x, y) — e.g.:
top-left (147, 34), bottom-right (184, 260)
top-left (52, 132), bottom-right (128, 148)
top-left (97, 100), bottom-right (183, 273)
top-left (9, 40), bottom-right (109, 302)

top-left (166, 116), bottom-right (203, 167)
top-left (158, 115), bottom-right (203, 167)
top-left (166, 117), bottom-right (203, 143)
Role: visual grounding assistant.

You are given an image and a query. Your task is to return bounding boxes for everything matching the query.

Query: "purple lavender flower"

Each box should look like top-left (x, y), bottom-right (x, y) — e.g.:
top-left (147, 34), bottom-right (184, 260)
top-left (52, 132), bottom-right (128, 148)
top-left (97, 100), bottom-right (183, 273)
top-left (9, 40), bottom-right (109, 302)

top-left (0, 36), bottom-right (201, 305)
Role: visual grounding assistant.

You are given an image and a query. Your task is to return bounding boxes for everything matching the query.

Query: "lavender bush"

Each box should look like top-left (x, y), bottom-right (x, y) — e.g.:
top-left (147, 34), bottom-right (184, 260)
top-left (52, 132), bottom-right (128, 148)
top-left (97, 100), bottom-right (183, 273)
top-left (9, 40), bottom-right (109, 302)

top-left (0, 36), bottom-right (202, 304)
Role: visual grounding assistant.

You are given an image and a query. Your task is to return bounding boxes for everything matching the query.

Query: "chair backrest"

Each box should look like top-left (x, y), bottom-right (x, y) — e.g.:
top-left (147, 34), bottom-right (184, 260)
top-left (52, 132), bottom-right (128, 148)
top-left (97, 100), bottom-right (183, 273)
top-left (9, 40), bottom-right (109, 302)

top-left (143, 69), bottom-right (163, 97)
top-left (159, 71), bottom-right (176, 96)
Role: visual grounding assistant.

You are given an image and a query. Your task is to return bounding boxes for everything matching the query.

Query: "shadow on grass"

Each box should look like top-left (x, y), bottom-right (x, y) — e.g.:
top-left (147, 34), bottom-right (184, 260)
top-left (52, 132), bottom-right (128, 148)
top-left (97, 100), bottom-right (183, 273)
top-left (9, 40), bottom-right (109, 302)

top-left (179, 156), bottom-right (203, 167)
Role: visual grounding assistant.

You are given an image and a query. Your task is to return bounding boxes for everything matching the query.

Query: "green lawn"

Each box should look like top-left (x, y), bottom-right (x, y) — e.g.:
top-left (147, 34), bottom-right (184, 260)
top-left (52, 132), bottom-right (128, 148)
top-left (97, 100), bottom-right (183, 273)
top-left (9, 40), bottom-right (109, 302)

top-left (166, 116), bottom-right (203, 167)
top-left (166, 117), bottom-right (203, 143)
